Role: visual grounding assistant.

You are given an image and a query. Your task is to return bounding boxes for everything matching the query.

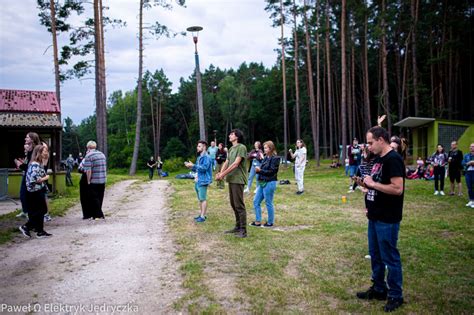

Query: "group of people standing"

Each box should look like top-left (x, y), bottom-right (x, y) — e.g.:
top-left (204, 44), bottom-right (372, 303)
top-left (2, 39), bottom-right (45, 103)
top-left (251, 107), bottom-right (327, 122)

top-left (185, 128), bottom-right (309, 237)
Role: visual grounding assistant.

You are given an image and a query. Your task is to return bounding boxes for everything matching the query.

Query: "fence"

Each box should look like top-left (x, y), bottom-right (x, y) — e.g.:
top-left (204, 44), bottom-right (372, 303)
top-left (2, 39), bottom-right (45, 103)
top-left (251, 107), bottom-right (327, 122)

top-left (0, 168), bottom-right (9, 201)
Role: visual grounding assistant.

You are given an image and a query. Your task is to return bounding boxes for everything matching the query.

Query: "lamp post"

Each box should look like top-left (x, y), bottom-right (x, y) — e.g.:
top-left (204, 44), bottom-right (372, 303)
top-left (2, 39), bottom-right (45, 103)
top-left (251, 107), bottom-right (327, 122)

top-left (187, 26), bottom-right (206, 141)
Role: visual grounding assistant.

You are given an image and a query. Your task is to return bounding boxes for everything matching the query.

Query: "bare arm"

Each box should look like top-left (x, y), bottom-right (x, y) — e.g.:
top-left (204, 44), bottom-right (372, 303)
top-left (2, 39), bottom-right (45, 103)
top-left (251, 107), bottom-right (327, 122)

top-left (363, 176), bottom-right (404, 196)
top-left (219, 156), bottom-right (243, 179)
top-left (86, 170), bottom-right (92, 184)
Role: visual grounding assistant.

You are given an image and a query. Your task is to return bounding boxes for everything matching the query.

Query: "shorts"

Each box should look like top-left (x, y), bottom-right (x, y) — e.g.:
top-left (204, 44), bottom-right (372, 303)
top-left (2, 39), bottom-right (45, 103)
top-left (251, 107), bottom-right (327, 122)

top-left (195, 182), bottom-right (208, 201)
top-left (449, 169), bottom-right (461, 183)
top-left (349, 165), bottom-right (358, 177)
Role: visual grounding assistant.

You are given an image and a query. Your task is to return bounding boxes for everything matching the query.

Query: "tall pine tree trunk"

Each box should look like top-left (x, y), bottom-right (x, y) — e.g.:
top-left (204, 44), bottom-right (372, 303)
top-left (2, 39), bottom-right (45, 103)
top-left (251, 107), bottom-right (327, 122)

top-left (340, 0), bottom-right (347, 161)
top-left (325, 0), bottom-right (334, 155)
top-left (129, 0), bottom-right (144, 175)
top-left (94, 0), bottom-right (107, 156)
top-left (303, 0), bottom-right (318, 162)
top-left (150, 96), bottom-right (156, 156)
top-left (292, 0), bottom-right (301, 140)
top-left (156, 96), bottom-right (162, 157)
top-left (411, 0), bottom-right (419, 116)
top-left (280, 0), bottom-right (288, 162)
top-left (362, 4), bottom-right (371, 130)
top-left (381, 0), bottom-right (391, 134)
top-left (315, 0), bottom-right (321, 166)
top-left (49, 0), bottom-right (60, 108)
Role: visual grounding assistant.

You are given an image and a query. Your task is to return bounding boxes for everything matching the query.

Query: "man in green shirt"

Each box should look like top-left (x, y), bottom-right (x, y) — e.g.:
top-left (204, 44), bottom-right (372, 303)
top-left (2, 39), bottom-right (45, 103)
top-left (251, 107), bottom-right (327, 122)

top-left (216, 129), bottom-right (248, 238)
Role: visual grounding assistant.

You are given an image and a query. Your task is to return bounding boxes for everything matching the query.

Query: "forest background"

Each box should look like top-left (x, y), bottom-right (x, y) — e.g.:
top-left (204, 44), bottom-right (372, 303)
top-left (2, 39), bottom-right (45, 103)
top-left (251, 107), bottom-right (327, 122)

top-left (54, 0), bottom-right (473, 170)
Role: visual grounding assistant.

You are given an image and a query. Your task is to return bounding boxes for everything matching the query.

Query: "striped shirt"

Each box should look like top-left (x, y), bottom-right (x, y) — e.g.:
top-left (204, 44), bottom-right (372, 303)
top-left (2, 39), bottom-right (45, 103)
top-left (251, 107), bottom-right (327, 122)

top-left (83, 150), bottom-right (107, 184)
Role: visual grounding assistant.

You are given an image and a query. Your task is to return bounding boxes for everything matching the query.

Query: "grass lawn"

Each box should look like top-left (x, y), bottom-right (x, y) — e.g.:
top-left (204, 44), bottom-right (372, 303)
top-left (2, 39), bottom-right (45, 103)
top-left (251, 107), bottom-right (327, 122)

top-left (0, 171), bottom-right (137, 245)
top-left (168, 160), bottom-right (474, 314)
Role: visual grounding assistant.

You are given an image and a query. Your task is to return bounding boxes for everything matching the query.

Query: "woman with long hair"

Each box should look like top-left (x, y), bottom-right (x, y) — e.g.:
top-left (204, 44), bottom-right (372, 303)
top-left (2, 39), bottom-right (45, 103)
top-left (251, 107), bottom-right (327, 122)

top-left (289, 139), bottom-right (307, 195)
top-left (14, 132), bottom-right (41, 218)
top-left (430, 144), bottom-right (448, 195)
top-left (19, 144), bottom-right (52, 238)
top-left (251, 141), bottom-right (280, 227)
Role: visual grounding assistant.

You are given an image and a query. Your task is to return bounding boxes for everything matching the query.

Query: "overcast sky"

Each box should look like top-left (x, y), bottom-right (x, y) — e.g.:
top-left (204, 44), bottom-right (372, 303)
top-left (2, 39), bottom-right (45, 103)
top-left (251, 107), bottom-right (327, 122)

top-left (0, 0), bottom-right (282, 124)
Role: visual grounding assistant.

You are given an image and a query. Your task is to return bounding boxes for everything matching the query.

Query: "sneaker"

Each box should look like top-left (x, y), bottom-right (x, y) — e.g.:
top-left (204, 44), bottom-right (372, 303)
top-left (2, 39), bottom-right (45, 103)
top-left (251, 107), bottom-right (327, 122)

top-left (254, 188), bottom-right (258, 194)
top-left (434, 191), bottom-right (439, 195)
top-left (195, 216), bottom-right (206, 223)
top-left (364, 255), bottom-right (371, 259)
top-left (194, 214), bottom-right (201, 220)
top-left (16, 212), bottom-right (27, 218)
top-left (439, 191), bottom-right (445, 196)
top-left (19, 225), bottom-right (31, 238)
top-left (235, 230), bottom-right (247, 238)
top-left (471, 203), bottom-right (474, 209)
top-left (348, 189), bottom-right (354, 193)
top-left (356, 286), bottom-right (387, 300)
top-left (296, 191), bottom-right (304, 195)
top-left (383, 297), bottom-right (404, 312)
top-left (44, 214), bottom-right (52, 222)
top-left (249, 222), bottom-right (261, 227)
top-left (458, 192), bottom-right (463, 197)
top-left (466, 201), bottom-right (473, 207)
top-left (224, 227), bottom-right (240, 234)
top-left (244, 188), bottom-right (249, 194)
top-left (449, 192), bottom-right (455, 196)
top-left (36, 231), bottom-right (53, 238)
top-left (263, 223), bottom-right (274, 228)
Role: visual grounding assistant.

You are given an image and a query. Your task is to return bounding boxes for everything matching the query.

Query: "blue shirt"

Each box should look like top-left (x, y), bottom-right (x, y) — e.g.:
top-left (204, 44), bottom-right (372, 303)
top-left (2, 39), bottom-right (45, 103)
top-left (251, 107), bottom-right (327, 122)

top-left (192, 153), bottom-right (213, 186)
top-left (207, 146), bottom-right (218, 160)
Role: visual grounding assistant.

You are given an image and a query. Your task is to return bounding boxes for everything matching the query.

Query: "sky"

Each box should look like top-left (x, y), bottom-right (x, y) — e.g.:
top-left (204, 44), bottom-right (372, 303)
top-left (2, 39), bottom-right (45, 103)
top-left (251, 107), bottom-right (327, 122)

top-left (0, 0), bottom-right (283, 125)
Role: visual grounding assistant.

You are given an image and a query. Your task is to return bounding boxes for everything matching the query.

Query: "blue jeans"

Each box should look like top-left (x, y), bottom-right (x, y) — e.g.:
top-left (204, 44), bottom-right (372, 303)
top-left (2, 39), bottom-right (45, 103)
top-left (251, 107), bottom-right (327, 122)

top-left (368, 220), bottom-right (403, 299)
top-left (466, 171), bottom-right (474, 201)
top-left (247, 161), bottom-right (261, 190)
top-left (253, 181), bottom-right (277, 224)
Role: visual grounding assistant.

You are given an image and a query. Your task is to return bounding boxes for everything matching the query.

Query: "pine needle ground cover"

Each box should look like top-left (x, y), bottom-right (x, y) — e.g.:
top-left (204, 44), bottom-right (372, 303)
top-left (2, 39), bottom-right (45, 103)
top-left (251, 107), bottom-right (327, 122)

top-left (169, 161), bottom-right (473, 314)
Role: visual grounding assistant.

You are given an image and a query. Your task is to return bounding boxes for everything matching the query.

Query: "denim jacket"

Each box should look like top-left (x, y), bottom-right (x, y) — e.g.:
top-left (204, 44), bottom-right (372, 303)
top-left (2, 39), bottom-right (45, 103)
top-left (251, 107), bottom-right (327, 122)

top-left (192, 153), bottom-right (213, 186)
top-left (462, 153), bottom-right (474, 171)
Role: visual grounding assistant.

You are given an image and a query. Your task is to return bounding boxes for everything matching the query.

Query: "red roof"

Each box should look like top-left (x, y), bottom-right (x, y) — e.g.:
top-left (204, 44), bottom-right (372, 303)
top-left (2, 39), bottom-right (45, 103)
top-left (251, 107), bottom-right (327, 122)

top-left (0, 89), bottom-right (60, 113)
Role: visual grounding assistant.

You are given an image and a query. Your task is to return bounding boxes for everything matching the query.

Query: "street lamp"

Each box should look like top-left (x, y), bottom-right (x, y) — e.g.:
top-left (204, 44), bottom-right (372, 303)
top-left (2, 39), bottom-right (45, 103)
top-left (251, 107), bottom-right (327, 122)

top-left (187, 26), bottom-right (206, 141)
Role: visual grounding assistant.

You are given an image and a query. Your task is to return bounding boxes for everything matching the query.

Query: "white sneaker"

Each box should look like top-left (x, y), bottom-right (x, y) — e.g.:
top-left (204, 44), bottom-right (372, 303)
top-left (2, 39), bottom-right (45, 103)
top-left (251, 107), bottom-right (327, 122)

top-left (466, 201), bottom-right (473, 207)
top-left (471, 204), bottom-right (474, 209)
top-left (439, 191), bottom-right (445, 196)
top-left (244, 188), bottom-right (249, 194)
top-left (434, 191), bottom-right (439, 195)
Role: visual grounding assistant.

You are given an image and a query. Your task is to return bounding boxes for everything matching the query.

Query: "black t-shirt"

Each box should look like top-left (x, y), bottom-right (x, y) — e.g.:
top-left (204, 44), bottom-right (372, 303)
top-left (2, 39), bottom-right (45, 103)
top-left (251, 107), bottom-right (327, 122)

top-left (448, 149), bottom-right (463, 171)
top-left (365, 150), bottom-right (405, 223)
top-left (147, 160), bottom-right (155, 168)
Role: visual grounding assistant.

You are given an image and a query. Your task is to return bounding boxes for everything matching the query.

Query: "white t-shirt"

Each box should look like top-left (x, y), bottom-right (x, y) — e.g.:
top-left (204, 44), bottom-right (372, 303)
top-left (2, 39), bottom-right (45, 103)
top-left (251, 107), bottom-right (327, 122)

top-left (295, 147), bottom-right (307, 168)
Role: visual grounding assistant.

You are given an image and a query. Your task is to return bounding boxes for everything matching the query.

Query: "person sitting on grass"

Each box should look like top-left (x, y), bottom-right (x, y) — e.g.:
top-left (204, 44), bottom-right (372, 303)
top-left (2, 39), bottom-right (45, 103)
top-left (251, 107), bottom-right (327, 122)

top-left (250, 141), bottom-right (280, 228)
top-left (185, 140), bottom-right (213, 223)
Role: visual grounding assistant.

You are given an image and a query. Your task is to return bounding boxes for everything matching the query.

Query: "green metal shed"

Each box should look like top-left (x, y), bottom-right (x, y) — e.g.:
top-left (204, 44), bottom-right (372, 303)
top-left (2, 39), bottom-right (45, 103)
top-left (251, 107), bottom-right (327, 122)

top-left (394, 117), bottom-right (474, 160)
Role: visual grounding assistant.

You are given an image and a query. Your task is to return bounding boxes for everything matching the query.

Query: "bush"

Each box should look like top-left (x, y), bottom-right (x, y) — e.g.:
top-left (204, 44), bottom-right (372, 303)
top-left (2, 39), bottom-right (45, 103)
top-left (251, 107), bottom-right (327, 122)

top-left (163, 157), bottom-right (187, 173)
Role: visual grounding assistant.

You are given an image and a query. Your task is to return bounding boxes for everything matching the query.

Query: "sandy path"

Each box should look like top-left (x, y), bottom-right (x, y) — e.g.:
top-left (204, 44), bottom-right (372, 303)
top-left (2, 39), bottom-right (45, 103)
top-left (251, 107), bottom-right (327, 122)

top-left (0, 180), bottom-right (183, 314)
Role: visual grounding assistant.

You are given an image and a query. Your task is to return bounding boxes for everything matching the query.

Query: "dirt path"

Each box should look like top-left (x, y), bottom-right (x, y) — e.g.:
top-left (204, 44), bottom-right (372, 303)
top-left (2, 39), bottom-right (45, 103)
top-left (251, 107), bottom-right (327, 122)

top-left (0, 180), bottom-right (184, 314)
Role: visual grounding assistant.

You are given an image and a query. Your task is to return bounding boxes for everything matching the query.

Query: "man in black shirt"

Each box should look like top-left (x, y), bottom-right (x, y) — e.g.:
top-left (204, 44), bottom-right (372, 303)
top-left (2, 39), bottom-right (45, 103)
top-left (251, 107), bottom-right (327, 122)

top-left (448, 140), bottom-right (463, 196)
top-left (147, 156), bottom-right (157, 180)
top-left (356, 126), bottom-right (405, 313)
